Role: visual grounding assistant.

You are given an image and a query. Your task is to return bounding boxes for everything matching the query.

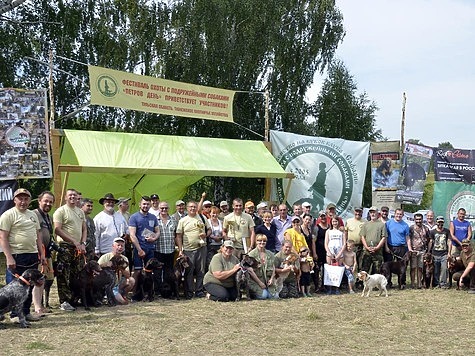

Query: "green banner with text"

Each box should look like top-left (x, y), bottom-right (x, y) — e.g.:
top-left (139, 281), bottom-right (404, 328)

top-left (88, 65), bottom-right (235, 122)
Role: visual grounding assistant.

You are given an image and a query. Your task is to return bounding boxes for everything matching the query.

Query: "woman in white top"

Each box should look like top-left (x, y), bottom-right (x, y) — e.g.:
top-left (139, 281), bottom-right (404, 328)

top-left (207, 206), bottom-right (223, 269)
top-left (325, 217), bottom-right (346, 264)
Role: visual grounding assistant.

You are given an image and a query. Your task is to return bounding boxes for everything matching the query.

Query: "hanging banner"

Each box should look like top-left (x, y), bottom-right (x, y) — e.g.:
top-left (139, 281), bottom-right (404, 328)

top-left (0, 180), bottom-right (17, 216)
top-left (433, 148), bottom-right (475, 183)
top-left (270, 130), bottom-right (369, 219)
top-left (88, 65), bottom-right (235, 123)
top-left (395, 142), bottom-right (433, 205)
top-left (432, 181), bottom-right (475, 231)
top-left (0, 88), bottom-right (52, 180)
top-left (370, 141), bottom-right (400, 209)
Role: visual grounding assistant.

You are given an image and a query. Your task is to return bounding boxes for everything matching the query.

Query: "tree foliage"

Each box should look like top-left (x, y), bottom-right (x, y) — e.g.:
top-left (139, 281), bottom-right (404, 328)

top-left (0, 0), bottom-right (345, 202)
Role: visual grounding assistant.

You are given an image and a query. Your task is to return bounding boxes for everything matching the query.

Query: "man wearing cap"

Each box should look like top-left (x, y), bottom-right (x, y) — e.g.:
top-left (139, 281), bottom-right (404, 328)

top-left (172, 200), bottom-right (187, 221)
top-left (97, 237), bottom-right (135, 304)
top-left (245, 201), bottom-right (262, 227)
top-left (176, 201), bottom-right (211, 298)
top-left (453, 239), bottom-right (475, 294)
top-left (94, 193), bottom-right (129, 257)
top-left (218, 201), bottom-right (229, 220)
top-left (203, 240), bottom-right (240, 301)
top-left (0, 188), bottom-right (46, 322)
top-left (80, 198), bottom-right (96, 261)
top-left (429, 216), bottom-right (450, 288)
top-left (408, 212), bottom-right (429, 289)
top-left (317, 203), bottom-right (344, 230)
top-left (117, 197), bottom-right (131, 223)
top-left (223, 198), bottom-right (255, 257)
top-left (128, 196), bottom-right (160, 288)
top-left (449, 207), bottom-right (472, 257)
top-left (344, 207), bottom-right (365, 271)
top-left (360, 206), bottom-right (387, 275)
top-left (301, 202), bottom-right (312, 217)
top-left (53, 188), bottom-right (87, 311)
top-left (256, 202), bottom-right (268, 220)
top-left (379, 206), bottom-right (390, 223)
top-left (198, 192), bottom-right (212, 218)
top-left (149, 194), bottom-right (160, 218)
top-left (155, 201), bottom-right (177, 270)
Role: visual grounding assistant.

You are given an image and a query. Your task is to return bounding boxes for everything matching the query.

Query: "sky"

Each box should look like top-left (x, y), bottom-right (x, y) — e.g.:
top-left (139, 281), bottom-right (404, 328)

top-left (310, 0), bottom-right (475, 149)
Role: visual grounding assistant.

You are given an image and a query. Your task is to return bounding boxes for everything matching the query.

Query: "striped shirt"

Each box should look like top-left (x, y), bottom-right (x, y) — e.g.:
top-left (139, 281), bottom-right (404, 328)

top-left (156, 215), bottom-right (177, 254)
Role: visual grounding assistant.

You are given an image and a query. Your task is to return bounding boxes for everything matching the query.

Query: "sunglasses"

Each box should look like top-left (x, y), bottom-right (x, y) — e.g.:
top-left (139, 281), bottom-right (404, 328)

top-left (256, 240), bottom-right (267, 243)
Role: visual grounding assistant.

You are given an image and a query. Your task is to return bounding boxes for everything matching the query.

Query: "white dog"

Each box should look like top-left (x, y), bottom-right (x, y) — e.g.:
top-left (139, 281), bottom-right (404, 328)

top-left (357, 271), bottom-right (388, 297)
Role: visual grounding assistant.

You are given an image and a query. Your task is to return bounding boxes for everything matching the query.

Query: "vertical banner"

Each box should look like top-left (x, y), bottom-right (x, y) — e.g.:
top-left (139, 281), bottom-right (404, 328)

top-left (395, 143), bottom-right (433, 205)
top-left (0, 88), bottom-right (52, 179)
top-left (270, 130), bottom-right (369, 219)
top-left (370, 141), bottom-right (400, 209)
top-left (432, 147), bottom-right (475, 231)
top-left (0, 180), bottom-right (17, 216)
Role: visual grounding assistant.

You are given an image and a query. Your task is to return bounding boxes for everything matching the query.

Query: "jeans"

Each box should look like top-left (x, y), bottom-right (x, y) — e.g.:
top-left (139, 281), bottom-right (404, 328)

top-left (433, 254), bottom-right (447, 287)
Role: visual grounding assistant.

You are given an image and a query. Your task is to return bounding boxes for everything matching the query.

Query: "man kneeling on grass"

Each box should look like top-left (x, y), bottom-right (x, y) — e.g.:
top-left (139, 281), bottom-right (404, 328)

top-left (454, 239), bottom-right (475, 294)
top-left (98, 237), bottom-right (135, 304)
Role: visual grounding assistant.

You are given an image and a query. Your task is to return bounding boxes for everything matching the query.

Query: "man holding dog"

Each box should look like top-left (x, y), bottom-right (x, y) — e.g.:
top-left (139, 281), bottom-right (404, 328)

top-left (176, 201), bottom-right (211, 299)
top-left (455, 239), bottom-right (475, 294)
top-left (385, 208), bottom-right (410, 287)
top-left (360, 206), bottom-right (387, 275)
top-left (429, 216), bottom-right (450, 288)
top-left (0, 188), bottom-right (46, 322)
top-left (408, 213), bottom-right (430, 289)
top-left (449, 207), bottom-right (472, 257)
top-left (53, 188), bottom-right (87, 312)
top-left (98, 237), bottom-right (135, 304)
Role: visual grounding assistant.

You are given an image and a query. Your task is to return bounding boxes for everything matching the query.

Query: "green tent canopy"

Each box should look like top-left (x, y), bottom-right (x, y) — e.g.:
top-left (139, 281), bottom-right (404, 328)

top-left (58, 129), bottom-right (292, 212)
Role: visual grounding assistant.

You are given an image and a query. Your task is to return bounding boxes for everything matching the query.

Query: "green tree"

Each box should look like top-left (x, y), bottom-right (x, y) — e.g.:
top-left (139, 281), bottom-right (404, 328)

top-left (310, 60), bottom-right (382, 206)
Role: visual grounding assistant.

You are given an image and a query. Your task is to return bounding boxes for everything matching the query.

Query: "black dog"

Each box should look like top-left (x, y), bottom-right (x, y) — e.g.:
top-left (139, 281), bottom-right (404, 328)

top-left (133, 258), bottom-right (163, 302)
top-left (93, 255), bottom-right (129, 306)
top-left (0, 269), bottom-right (44, 328)
top-left (380, 252), bottom-right (409, 289)
top-left (71, 260), bottom-right (102, 310)
top-left (155, 257), bottom-right (190, 300)
top-left (235, 254), bottom-right (260, 301)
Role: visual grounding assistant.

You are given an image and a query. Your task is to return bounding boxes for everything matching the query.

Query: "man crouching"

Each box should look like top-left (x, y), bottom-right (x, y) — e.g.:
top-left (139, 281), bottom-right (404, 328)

top-left (98, 237), bottom-right (135, 304)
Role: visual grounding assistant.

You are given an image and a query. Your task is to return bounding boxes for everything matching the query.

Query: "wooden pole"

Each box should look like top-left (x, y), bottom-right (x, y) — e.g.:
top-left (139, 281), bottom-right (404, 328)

top-left (264, 89), bottom-right (269, 142)
top-left (401, 92), bottom-right (406, 154)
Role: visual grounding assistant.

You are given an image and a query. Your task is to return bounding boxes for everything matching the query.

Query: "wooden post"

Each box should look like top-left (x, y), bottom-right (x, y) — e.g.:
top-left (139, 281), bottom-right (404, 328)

top-left (401, 92), bottom-right (406, 155)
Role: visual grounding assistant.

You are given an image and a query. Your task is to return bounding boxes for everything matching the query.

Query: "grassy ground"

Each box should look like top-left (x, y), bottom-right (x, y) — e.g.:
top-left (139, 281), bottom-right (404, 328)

top-left (1, 285), bottom-right (473, 356)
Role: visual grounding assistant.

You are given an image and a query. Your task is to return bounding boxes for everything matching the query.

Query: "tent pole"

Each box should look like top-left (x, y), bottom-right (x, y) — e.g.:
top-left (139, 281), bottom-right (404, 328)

top-left (283, 178), bottom-right (293, 205)
top-left (60, 171), bottom-right (69, 205)
top-left (51, 129), bottom-right (63, 208)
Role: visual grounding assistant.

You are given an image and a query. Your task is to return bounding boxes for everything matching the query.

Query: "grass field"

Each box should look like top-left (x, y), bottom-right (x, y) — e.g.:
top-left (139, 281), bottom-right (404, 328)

top-left (1, 285), bottom-right (474, 356)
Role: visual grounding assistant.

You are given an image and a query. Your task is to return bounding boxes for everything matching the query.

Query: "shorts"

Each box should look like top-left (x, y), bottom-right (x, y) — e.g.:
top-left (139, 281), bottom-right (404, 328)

top-left (112, 277), bottom-right (126, 296)
top-left (410, 251), bottom-right (424, 269)
top-left (300, 271), bottom-right (311, 286)
top-left (344, 267), bottom-right (355, 284)
top-left (133, 248), bottom-right (155, 270)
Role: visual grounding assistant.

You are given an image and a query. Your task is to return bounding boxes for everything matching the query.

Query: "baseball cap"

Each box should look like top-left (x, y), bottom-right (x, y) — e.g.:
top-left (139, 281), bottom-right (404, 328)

top-left (436, 216), bottom-right (445, 223)
top-left (327, 203), bottom-right (336, 209)
top-left (256, 202), bottom-right (268, 210)
top-left (461, 238), bottom-right (471, 246)
top-left (369, 206), bottom-right (378, 212)
top-left (203, 200), bottom-right (212, 206)
top-left (223, 240), bottom-right (234, 249)
top-left (14, 188), bottom-right (31, 198)
top-left (118, 197), bottom-right (130, 205)
top-left (292, 216), bottom-right (301, 223)
top-left (114, 237), bottom-right (125, 243)
top-left (219, 201), bottom-right (228, 207)
top-left (302, 202), bottom-right (312, 208)
top-left (354, 207), bottom-right (363, 212)
top-left (381, 206), bottom-right (389, 212)
top-left (151, 194), bottom-right (159, 200)
top-left (175, 200), bottom-right (185, 206)
top-left (318, 210), bottom-right (326, 217)
top-left (245, 201), bottom-right (254, 208)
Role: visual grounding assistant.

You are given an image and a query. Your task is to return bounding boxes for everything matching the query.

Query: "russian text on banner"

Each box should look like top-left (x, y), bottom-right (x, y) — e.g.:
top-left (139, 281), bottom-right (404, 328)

top-left (88, 65), bottom-right (235, 123)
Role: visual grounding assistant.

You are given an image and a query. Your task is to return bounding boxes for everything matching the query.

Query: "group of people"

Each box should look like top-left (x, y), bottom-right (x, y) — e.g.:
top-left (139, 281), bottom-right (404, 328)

top-left (1, 189), bottom-right (474, 327)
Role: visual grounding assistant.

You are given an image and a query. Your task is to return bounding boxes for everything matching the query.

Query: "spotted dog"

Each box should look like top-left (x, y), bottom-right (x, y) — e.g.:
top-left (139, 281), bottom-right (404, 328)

top-left (0, 269), bottom-right (45, 328)
top-left (357, 271), bottom-right (388, 297)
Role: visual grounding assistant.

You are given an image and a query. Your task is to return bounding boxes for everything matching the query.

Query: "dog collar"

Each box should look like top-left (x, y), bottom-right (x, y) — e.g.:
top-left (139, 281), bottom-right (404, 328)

top-left (143, 268), bottom-right (153, 273)
top-left (14, 273), bottom-right (30, 286)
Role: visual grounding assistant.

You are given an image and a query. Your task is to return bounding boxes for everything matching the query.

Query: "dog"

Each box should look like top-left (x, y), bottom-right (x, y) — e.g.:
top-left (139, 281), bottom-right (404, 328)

top-left (422, 253), bottom-right (435, 288)
top-left (235, 254), bottom-right (260, 301)
top-left (0, 269), bottom-right (45, 328)
top-left (133, 258), bottom-right (163, 302)
top-left (93, 255), bottom-right (129, 306)
top-left (71, 260), bottom-right (102, 310)
top-left (448, 255), bottom-right (465, 289)
top-left (273, 252), bottom-right (299, 295)
top-left (357, 271), bottom-right (388, 297)
top-left (173, 255), bottom-right (191, 299)
top-left (380, 252), bottom-right (409, 289)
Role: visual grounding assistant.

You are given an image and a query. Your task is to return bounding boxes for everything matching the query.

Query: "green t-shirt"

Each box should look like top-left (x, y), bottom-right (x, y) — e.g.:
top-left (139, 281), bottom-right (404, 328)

top-left (360, 220), bottom-right (387, 251)
top-left (203, 252), bottom-right (239, 288)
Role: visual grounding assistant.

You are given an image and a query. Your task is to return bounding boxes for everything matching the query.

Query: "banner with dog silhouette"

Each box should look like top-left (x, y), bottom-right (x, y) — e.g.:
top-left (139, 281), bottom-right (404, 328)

top-left (395, 143), bottom-right (433, 205)
top-left (370, 141), bottom-right (400, 209)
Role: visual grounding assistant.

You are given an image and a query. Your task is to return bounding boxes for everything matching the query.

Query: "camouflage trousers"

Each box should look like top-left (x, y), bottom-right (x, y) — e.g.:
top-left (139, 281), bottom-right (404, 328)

top-left (361, 252), bottom-right (383, 275)
top-left (57, 243), bottom-right (85, 304)
top-left (279, 279), bottom-right (299, 298)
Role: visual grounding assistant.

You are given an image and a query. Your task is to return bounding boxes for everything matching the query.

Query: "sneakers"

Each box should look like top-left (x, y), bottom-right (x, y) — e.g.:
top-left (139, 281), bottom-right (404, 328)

top-left (60, 302), bottom-right (76, 311)
top-left (468, 289), bottom-right (475, 294)
top-left (25, 313), bottom-right (41, 322)
top-left (349, 290), bottom-right (355, 294)
top-left (195, 291), bottom-right (206, 298)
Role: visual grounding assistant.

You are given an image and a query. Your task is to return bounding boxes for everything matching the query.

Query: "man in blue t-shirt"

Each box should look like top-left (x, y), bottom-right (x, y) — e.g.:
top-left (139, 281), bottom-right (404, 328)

top-left (385, 209), bottom-right (410, 288)
top-left (128, 196), bottom-right (160, 284)
top-left (449, 208), bottom-right (472, 257)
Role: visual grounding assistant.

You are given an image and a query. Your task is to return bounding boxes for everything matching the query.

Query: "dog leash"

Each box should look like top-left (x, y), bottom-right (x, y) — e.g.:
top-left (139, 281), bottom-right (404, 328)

top-left (13, 273), bottom-right (30, 286)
